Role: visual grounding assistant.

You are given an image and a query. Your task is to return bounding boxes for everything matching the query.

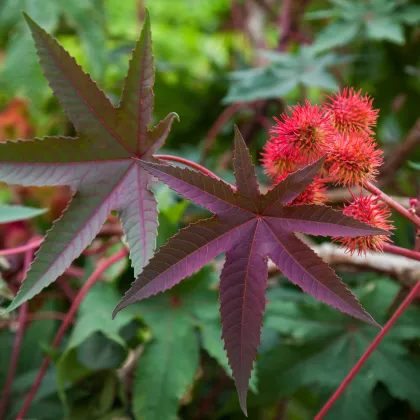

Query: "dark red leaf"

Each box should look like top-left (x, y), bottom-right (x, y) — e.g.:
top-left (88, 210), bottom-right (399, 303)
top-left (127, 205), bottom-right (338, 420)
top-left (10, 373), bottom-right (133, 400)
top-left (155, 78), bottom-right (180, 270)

top-left (116, 127), bottom-right (388, 413)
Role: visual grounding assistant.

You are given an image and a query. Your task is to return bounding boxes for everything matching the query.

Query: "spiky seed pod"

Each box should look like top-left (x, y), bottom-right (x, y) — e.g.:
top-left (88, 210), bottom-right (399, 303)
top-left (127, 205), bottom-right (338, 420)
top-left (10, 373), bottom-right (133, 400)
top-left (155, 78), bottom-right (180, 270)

top-left (325, 88), bottom-right (378, 135)
top-left (261, 140), bottom-right (297, 178)
top-left (268, 101), bottom-right (336, 165)
top-left (324, 132), bottom-right (383, 186)
top-left (334, 193), bottom-right (394, 255)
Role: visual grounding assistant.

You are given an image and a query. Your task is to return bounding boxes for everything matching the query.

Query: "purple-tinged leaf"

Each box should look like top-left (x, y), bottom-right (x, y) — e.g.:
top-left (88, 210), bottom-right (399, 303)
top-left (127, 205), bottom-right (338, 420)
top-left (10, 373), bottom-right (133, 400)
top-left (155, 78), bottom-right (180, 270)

top-left (0, 12), bottom-right (177, 312)
top-left (116, 129), bottom-right (384, 414)
top-left (117, 165), bottom-right (159, 276)
top-left (134, 159), bottom-right (254, 215)
top-left (220, 221), bottom-right (267, 415)
top-left (8, 162), bottom-right (131, 312)
top-left (118, 9), bottom-right (154, 155)
top-left (262, 221), bottom-right (379, 326)
top-left (113, 216), bottom-right (256, 317)
top-left (232, 126), bottom-right (260, 210)
top-left (265, 204), bottom-right (388, 237)
top-left (23, 14), bottom-right (132, 157)
top-left (143, 112), bottom-right (179, 158)
top-left (259, 157), bottom-right (325, 213)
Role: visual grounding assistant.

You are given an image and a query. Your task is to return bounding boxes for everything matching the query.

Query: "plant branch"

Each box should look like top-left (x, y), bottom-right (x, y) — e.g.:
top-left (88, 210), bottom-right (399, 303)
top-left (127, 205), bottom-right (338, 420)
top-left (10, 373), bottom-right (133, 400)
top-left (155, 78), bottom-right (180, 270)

top-left (0, 251), bottom-right (32, 418)
top-left (0, 237), bottom-right (43, 257)
top-left (326, 188), bottom-right (410, 208)
top-left (382, 244), bottom-right (420, 262)
top-left (314, 277), bottom-right (420, 419)
top-left (16, 247), bottom-right (128, 419)
top-left (364, 181), bottom-right (420, 229)
top-left (0, 311), bottom-right (68, 329)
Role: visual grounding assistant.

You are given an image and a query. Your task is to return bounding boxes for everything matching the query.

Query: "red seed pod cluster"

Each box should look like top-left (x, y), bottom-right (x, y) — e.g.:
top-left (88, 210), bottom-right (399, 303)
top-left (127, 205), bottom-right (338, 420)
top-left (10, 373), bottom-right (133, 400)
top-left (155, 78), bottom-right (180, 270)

top-left (333, 193), bottom-right (394, 255)
top-left (263, 87), bottom-right (394, 254)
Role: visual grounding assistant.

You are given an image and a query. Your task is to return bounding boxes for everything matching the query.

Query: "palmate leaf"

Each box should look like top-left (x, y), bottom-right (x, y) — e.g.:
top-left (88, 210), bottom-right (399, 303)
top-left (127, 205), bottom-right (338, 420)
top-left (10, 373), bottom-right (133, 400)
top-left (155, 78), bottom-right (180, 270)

top-left (0, 11), bottom-right (178, 312)
top-left (259, 279), bottom-right (420, 419)
top-left (114, 127), bottom-right (388, 415)
top-left (224, 46), bottom-right (344, 103)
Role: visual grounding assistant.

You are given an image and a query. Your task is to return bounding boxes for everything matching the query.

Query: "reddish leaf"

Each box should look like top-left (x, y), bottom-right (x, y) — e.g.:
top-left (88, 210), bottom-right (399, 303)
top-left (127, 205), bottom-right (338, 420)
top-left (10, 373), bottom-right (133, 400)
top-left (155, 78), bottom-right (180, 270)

top-left (115, 127), bottom-right (387, 414)
top-left (0, 11), bottom-right (178, 311)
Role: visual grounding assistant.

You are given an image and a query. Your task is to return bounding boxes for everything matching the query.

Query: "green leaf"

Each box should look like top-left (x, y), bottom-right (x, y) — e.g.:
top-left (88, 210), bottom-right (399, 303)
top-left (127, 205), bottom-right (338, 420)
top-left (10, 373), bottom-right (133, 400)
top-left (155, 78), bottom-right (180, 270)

top-left (0, 205), bottom-right (47, 223)
top-left (57, 282), bottom-right (135, 401)
top-left (324, 376), bottom-right (376, 420)
top-left (365, 18), bottom-right (405, 44)
top-left (258, 279), bottom-right (420, 417)
top-left (62, 282), bottom-right (135, 353)
top-left (201, 320), bottom-right (258, 393)
top-left (133, 309), bottom-right (199, 420)
top-left (0, 1), bottom-right (60, 111)
top-left (397, 5), bottom-right (420, 25)
top-left (76, 332), bottom-right (127, 370)
top-left (62, 0), bottom-right (107, 81)
top-left (312, 21), bottom-right (360, 53)
top-left (224, 46), bottom-right (344, 103)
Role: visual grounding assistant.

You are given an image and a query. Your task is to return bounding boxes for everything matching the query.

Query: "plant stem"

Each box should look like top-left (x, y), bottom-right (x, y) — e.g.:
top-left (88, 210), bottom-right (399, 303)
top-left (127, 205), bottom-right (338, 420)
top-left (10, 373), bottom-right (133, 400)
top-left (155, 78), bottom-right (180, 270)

top-left (0, 312), bottom-right (68, 329)
top-left (16, 247), bottom-right (128, 419)
top-left (0, 237), bottom-right (43, 257)
top-left (155, 154), bottom-right (224, 181)
top-left (0, 251), bottom-right (32, 418)
top-left (314, 278), bottom-right (420, 419)
top-left (365, 181), bottom-right (420, 229)
top-left (382, 244), bottom-right (420, 262)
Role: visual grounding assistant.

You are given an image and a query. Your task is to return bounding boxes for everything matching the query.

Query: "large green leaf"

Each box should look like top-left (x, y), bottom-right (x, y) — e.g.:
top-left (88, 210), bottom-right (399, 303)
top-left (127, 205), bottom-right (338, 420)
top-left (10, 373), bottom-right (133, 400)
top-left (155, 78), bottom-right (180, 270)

top-left (200, 319), bottom-right (258, 394)
top-left (133, 305), bottom-right (199, 420)
top-left (57, 282), bottom-right (136, 400)
top-left (310, 0), bottom-right (420, 49)
top-left (224, 46), bottom-right (344, 103)
top-left (312, 21), bottom-right (360, 53)
top-left (130, 267), bottom-right (221, 419)
top-left (365, 18), bottom-right (404, 45)
top-left (257, 279), bottom-right (420, 418)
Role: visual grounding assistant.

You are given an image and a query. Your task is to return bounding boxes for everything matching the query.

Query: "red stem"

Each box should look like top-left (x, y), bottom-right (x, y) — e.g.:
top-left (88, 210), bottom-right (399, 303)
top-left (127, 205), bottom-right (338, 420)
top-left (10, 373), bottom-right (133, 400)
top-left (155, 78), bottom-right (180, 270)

top-left (0, 251), bottom-right (32, 418)
top-left (155, 155), bottom-right (224, 181)
top-left (0, 237), bottom-right (43, 257)
top-left (16, 247), bottom-right (128, 419)
top-left (383, 244), bottom-right (420, 262)
top-left (365, 181), bottom-right (420, 229)
top-left (56, 277), bottom-right (77, 302)
top-left (315, 278), bottom-right (420, 419)
top-left (0, 312), bottom-right (68, 329)
top-left (64, 266), bottom-right (84, 279)
top-left (83, 237), bottom-right (119, 256)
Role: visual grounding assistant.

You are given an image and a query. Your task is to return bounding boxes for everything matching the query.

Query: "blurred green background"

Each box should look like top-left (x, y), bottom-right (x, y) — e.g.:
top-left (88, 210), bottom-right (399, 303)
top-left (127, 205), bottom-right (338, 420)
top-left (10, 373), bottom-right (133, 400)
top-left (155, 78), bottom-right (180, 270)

top-left (1, 0), bottom-right (420, 419)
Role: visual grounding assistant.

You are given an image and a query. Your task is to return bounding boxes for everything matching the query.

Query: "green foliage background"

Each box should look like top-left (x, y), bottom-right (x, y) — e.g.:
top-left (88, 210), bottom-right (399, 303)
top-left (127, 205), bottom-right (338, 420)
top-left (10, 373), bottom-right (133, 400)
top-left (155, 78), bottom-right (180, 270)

top-left (1, 0), bottom-right (420, 419)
